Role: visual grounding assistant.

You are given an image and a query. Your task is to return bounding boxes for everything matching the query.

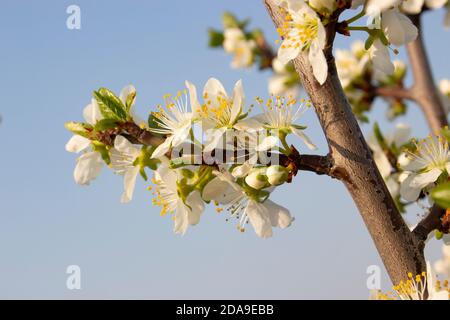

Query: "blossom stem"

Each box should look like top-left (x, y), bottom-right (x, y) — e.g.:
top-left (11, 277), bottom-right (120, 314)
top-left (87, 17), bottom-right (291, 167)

top-left (345, 10), bottom-right (366, 25)
top-left (346, 26), bottom-right (370, 32)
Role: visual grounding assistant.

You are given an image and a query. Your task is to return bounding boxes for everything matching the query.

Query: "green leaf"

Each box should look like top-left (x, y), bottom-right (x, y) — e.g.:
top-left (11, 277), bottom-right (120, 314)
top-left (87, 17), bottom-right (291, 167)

top-left (373, 122), bottom-right (388, 150)
top-left (94, 88), bottom-right (127, 120)
top-left (222, 12), bottom-right (240, 29)
top-left (64, 121), bottom-right (92, 138)
top-left (94, 119), bottom-right (119, 131)
top-left (208, 28), bottom-right (224, 47)
top-left (431, 182), bottom-right (450, 209)
top-left (125, 91), bottom-right (136, 113)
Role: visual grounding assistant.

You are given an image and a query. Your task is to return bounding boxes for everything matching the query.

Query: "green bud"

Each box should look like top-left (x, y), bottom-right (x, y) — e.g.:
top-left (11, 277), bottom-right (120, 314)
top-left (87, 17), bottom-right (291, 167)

top-left (266, 165), bottom-right (289, 186)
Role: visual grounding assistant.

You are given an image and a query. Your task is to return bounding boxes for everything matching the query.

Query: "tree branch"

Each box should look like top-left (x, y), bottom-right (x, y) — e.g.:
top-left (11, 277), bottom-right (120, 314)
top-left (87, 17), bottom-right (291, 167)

top-left (375, 86), bottom-right (413, 101)
top-left (407, 14), bottom-right (449, 133)
top-left (413, 205), bottom-right (446, 242)
top-left (264, 0), bottom-right (426, 284)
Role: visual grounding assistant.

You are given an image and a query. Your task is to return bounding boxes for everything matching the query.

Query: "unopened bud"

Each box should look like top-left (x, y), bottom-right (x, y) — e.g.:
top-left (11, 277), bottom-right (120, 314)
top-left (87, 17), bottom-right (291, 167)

top-left (266, 165), bottom-right (289, 186)
top-left (245, 169), bottom-right (268, 190)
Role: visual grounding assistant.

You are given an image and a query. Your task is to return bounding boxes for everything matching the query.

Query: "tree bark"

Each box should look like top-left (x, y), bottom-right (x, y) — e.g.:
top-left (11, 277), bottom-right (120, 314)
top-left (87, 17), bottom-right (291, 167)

top-left (407, 14), bottom-right (449, 133)
top-left (264, 0), bottom-right (426, 285)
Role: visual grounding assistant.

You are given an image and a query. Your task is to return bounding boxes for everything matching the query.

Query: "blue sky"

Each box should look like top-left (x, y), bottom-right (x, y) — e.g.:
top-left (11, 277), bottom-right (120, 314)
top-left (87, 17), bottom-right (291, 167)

top-left (0, 0), bottom-right (448, 299)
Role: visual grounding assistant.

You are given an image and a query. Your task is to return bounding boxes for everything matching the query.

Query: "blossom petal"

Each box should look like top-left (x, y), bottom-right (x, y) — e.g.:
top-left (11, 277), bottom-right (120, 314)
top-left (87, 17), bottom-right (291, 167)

top-left (185, 80), bottom-right (201, 114)
top-left (202, 177), bottom-right (231, 201)
top-left (255, 135), bottom-right (279, 152)
top-left (114, 135), bottom-right (140, 158)
top-left (264, 199), bottom-right (293, 229)
top-left (410, 168), bottom-right (442, 188)
top-left (83, 99), bottom-right (102, 125)
top-left (174, 201), bottom-right (190, 235)
top-left (392, 123), bottom-right (411, 146)
top-left (308, 45), bottom-right (328, 85)
top-left (231, 79), bottom-right (244, 124)
top-left (203, 78), bottom-right (227, 99)
top-left (382, 9), bottom-right (418, 46)
top-left (371, 39), bottom-right (394, 76)
top-left (400, 173), bottom-right (421, 201)
top-left (203, 128), bottom-right (227, 153)
top-left (151, 136), bottom-right (173, 159)
top-left (73, 152), bottom-right (103, 185)
top-left (121, 166), bottom-right (140, 203)
top-left (65, 135), bottom-right (90, 153)
top-left (277, 41), bottom-right (301, 65)
top-left (119, 85), bottom-right (136, 107)
top-left (291, 127), bottom-right (317, 150)
top-left (185, 191), bottom-right (204, 225)
top-left (246, 200), bottom-right (273, 238)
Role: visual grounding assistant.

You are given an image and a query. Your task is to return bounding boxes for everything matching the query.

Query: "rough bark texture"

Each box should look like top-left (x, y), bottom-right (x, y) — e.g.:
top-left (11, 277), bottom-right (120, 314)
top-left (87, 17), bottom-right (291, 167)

top-left (407, 14), bottom-right (449, 133)
top-left (264, 0), bottom-right (426, 285)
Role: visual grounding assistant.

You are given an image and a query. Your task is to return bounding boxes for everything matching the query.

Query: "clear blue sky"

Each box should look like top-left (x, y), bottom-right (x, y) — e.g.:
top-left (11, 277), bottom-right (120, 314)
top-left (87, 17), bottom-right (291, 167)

top-left (0, 0), bottom-right (448, 299)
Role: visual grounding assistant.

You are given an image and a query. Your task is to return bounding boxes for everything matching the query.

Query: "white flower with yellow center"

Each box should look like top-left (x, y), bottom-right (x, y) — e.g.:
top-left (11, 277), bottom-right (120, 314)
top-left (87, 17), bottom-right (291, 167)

top-left (276, 1), bottom-right (328, 85)
top-left (369, 39), bottom-right (395, 77)
top-left (335, 43), bottom-right (369, 88)
top-left (375, 262), bottom-right (449, 300)
top-left (367, 123), bottom-right (411, 197)
top-left (202, 168), bottom-right (293, 238)
top-left (399, 135), bottom-right (450, 202)
top-left (367, 123), bottom-right (411, 179)
top-left (223, 28), bottom-right (256, 69)
top-left (200, 78), bottom-right (259, 153)
top-left (268, 58), bottom-right (300, 97)
top-left (151, 161), bottom-right (204, 235)
top-left (150, 81), bottom-right (200, 159)
top-left (65, 99), bottom-right (104, 185)
top-left (255, 95), bottom-right (317, 150)
top-left (110, 135), bottom-right (142, 203)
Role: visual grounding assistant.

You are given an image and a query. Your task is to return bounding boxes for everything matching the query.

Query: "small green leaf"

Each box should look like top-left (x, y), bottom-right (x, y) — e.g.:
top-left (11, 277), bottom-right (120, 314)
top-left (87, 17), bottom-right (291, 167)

top-left (373, 122), bottom-right (388, 150)
top-left (94, 119), bottom-right (119, 131)
top-left (64, 121), bottom-right (92, 138)
top-left (94, 88), bottom-right (127, 120)
top-left (222, 12), bottom-right (239, 29)
top-left (291, 124), bottom-right (307, 130)
top-left (139, 166), bottom-right (148, 181)
top-left (208, 28), bottom-right (224, 47)
top-left (431, 182), bottom-right (450, 209)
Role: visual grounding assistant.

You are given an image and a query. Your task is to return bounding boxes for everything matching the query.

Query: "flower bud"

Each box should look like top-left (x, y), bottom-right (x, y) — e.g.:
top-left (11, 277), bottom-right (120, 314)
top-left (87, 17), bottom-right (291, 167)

top-left (266, 165), bottom-right (289, 186)
top-left (245, 169), bottom-right (268, 190)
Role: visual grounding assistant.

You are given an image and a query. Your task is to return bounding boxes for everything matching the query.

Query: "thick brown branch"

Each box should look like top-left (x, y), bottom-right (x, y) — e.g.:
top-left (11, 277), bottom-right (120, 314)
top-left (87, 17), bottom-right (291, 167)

top-left (264, 0), bottom-right (426, 284)
top-left (407, 14), bottom-right (448, 133)
top-left (413, 205), bottom-right (446, 242)
top-left (295, 154), bottom-right (334, 176)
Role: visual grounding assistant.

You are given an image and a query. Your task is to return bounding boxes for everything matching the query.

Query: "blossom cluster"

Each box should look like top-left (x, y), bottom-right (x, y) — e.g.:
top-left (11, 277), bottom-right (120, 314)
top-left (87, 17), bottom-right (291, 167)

top-left (65, 80), bottom-right (317, 238)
